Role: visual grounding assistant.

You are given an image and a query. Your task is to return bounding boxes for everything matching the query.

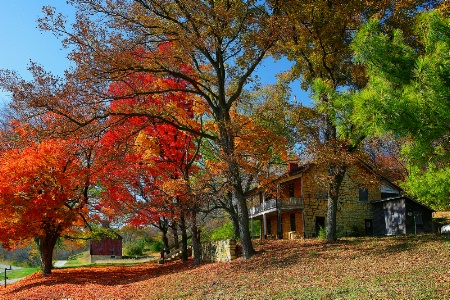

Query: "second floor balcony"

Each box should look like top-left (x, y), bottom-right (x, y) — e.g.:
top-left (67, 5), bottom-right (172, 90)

top-left (248, 197), bottom-right (304, 218)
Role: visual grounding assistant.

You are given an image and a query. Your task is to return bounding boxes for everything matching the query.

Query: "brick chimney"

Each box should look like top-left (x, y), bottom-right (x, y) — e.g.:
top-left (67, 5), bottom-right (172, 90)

top-left (288, 162), bottom-right (298, 173)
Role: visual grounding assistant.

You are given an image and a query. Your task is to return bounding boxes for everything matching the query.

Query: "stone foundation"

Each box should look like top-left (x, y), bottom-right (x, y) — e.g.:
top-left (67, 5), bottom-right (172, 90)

top-left (201, 239), bottom-right (237, 262)
top-left (90, 255), bottom-right (123, 263)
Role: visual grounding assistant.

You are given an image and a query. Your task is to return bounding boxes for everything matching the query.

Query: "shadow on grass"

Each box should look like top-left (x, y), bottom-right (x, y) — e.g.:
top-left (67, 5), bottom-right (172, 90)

top-left (4, 260), bottom-right (196, 296)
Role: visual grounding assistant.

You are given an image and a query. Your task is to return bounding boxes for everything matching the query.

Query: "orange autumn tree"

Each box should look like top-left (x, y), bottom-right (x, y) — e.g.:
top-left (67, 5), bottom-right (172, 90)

top-left (0, 121), bottom-right (93, 275)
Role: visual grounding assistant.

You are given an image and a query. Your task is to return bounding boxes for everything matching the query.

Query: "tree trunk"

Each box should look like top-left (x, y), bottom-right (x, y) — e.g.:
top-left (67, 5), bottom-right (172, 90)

top-left (34, 230), bottom-right (59, 276)
top-left (322, 96), bottom-right (347, 242)
top-left (191, 210), bottom-right (201, 266)
top-left (326, 195), bottom-right (338, 241)
top-left (230, 208), bottom-right (241, 240)
top-left (159, 218), bottom-right (170, 254)
top-left (170, 221), bottom-right (180, 250)
top-left (326, 168), bottom-right (346, 241)
top-left (235, 192), bottom-right (254, 258)
top-left (218, 120), bottom-right (255, 259)
top-left (179, 212), bottom-right (188, 261)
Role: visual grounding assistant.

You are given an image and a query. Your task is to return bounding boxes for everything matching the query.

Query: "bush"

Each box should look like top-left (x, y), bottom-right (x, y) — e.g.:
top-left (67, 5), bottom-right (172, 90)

top-left (149, 240), bottom-right (164, 253)
top-left (211, 222), bottom-right (236, 241)
top-left (124, 240), bottom-right (146, 256)
top-left (209, 220), bottom-right (261, 241)
top-left (318, 226), bottom-right (326, 239)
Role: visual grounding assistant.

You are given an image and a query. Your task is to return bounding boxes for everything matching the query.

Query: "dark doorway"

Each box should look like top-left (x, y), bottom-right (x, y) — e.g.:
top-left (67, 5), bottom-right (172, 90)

top-left (290, 213), bottom-right (296, 231)
top-left (364, 219), bottom-right (373, 236)
top-left (266, 220), bottom-right (272, 236)
top-left (315, 216), bottom-right (325, 236)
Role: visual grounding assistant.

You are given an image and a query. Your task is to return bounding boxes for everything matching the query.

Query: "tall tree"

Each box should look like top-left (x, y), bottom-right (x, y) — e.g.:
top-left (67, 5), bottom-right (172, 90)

top-left (350, 10), bottom-right (450, 210)
top-left (35, 0), bottom-right (282, 258)
top-left (272, 0), bottom-right (444, 241)
top-left (95, 69), bottom-right (205, 263)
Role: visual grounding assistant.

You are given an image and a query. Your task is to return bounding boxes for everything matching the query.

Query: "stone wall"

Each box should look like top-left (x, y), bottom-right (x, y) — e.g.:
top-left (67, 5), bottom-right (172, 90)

top-left (302, 165), bottom-right (381, 237)
top-left (201, 239), bottom-right (237, 262)
top-left (281, 210), bottom-right (303, 239)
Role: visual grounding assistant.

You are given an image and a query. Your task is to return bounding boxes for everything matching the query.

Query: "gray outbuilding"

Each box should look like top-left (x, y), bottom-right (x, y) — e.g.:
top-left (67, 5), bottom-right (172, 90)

top-left (371, 196), bottom-right (434, 236)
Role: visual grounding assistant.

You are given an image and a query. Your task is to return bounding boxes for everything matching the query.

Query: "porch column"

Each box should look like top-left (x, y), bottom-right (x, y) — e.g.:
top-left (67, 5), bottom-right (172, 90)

top-left (263, 213), bottom-right (267, 239)
top-left (277, 208), bottom-right (282, 239)
top-left (251, 217), bottom-right (254, 239)
top-left (277, 183), bottom-right (282, 239)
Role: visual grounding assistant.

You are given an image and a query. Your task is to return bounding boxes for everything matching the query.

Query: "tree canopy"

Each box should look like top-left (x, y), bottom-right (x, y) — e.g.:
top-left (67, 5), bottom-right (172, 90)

top-left (351, 10), bottom-right (450, 210)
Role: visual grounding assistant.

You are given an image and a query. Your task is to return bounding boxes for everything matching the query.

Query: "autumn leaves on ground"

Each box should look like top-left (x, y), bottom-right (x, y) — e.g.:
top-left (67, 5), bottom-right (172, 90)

top-left (1, 235), bottom-right (449, 300)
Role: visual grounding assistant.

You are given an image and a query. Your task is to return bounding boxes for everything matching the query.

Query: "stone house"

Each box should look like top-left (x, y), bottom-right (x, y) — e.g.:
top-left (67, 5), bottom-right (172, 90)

top-left (246, 162), bottom-right (414, 239)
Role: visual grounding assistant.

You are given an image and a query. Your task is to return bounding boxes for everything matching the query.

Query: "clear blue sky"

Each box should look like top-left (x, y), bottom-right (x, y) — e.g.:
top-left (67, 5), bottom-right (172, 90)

top-left (0, 1), bottom-right (311, 106)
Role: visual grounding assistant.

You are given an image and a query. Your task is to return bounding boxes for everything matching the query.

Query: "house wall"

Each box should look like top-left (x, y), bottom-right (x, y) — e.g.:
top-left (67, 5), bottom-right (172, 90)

top-left (302, 166), bottom-right (381, 237)
top-left (281, 210), bottom-right (303, 239)
top-left (280, 178), bottom-right (302, 198)
top-left (373, 198), bottom-right (434, 236)
top-left (405, 200), bottom-right (434, 234)
top-left (90, 238), bottom-right (122, 256)
top-left (260, 211), bottom-right (303, 238)
top-left (373, 199), bottom-right (406, 236)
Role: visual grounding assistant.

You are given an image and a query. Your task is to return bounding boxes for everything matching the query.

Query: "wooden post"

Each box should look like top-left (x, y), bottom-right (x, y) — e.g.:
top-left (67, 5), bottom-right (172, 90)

top-left (4, 266), bottom-right (11, 288)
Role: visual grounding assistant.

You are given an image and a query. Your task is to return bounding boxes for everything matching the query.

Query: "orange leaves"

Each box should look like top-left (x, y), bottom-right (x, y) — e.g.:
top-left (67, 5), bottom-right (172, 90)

top-left (0, 136), bottom-right (91, 248)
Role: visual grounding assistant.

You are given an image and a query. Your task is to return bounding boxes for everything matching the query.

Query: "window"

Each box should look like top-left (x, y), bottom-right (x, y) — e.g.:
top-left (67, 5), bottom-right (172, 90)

top-left (267, 220), bottom-right (272, 235)
top-left (359, 187), bottom-right (369, 202)
top-left (290, 213), bottom-right (296, 231)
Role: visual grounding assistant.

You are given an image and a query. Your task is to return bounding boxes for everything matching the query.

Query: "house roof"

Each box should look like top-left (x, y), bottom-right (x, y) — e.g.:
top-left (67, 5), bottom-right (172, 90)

top-left (371, 195), bottom-right (435, 212)
top-left (244, 163), bottom-right (314, 197)
top-left (245, 160), bottom-right (402, 197)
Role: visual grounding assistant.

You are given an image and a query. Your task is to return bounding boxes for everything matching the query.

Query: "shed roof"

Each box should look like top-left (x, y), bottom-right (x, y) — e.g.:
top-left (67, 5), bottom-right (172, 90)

top-left (371, 195), bottom-right (435, 212)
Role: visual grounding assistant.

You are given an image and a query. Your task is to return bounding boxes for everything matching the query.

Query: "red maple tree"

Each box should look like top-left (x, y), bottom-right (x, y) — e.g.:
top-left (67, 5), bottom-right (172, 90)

top-left (94, 66), bottom-right (203, 261)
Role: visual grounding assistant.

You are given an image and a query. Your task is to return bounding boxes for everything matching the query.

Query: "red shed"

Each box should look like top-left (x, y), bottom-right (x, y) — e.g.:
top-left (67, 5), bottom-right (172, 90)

top-left (90, 234), bottom-right (123, 262)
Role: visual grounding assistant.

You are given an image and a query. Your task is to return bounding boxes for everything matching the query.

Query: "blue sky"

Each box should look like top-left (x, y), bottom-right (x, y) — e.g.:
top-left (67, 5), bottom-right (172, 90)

top-left (0, 1), bottom-right (311, 106)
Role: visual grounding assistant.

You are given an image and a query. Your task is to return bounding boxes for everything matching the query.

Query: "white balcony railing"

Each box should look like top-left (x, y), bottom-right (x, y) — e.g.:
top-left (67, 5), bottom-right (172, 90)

top-left (248, 197), bottom-right (304, 217)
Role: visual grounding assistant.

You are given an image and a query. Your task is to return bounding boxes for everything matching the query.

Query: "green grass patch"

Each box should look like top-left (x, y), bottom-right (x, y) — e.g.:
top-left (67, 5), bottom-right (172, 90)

top-left (64, 251), bottom-right (91, 267)
top-left (5, 267), bottom-right (40, 279)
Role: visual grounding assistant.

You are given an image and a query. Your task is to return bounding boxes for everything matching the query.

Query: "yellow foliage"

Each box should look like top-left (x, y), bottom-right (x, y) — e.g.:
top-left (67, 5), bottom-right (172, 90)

top-left (135, 132), bottom-right (160, 160)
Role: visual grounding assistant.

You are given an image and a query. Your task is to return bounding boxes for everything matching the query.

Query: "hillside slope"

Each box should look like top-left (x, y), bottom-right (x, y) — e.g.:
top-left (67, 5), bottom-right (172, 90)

top-left (1, 235), bottom-right (449, 299)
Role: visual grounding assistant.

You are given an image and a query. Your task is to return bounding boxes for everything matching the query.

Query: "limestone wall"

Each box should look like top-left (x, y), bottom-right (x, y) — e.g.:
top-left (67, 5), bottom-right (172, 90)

top-left (201, 239), bottom-right (237, 262)
top-left (302, 165), bottom-right (381, 237)
top-left (281, 210), bottom-right (303, 239)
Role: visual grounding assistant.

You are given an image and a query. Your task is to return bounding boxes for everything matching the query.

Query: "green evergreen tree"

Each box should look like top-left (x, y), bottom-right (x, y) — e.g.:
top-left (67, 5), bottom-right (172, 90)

top-left (351, 10), bottom-right (450, 210)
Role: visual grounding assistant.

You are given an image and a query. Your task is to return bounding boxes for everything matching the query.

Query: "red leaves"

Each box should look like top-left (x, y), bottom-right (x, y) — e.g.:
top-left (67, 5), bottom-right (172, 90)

top-left (95, 52), bottom-right (202, 227)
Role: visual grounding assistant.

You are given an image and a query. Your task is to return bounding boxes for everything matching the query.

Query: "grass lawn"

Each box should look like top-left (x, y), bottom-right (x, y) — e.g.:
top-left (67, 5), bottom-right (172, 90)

top-left (5, 267), bottom-right (40, 280)
top-left (1, 234), bottom-right (449, 299)
top-left (64, 251), bottom-right (91, 267)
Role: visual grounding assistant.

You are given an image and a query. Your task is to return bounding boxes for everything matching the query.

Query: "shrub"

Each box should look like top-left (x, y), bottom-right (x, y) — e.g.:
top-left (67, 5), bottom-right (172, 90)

top-left (211, 222), bottom-right (236, 241)
top-left (149, 240), bottom-right (164, 253)
top-left (209, 220), bottom-right (261, 241)
top-left (124, 240), bottom-right (146, 256)
top-left (318, 226), bottom-right (326, 239)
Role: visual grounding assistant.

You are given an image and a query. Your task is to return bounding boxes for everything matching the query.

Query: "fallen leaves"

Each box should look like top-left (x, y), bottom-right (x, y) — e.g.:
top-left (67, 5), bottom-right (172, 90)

top-left (1, 234), bottom-right (450, 299)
